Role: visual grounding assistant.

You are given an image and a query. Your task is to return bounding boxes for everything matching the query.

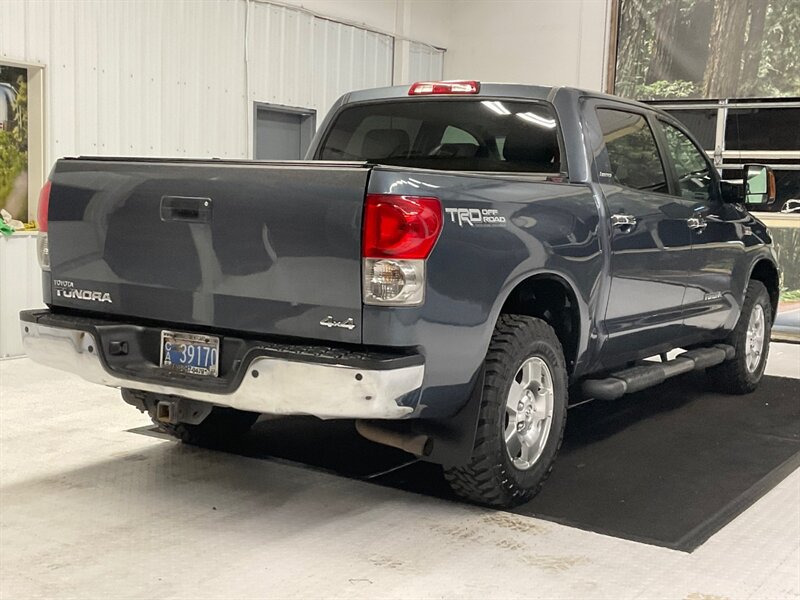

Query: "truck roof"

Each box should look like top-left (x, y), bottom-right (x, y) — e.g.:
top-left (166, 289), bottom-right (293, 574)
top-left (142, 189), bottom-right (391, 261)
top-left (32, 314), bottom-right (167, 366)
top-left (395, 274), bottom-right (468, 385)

top-left (342, 82), bottom-right (662, 115)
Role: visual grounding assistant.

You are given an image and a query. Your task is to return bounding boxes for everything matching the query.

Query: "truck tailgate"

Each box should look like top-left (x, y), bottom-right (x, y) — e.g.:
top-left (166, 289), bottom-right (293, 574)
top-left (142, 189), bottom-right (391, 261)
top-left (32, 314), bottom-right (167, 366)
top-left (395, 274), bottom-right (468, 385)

top-left (47, 158), bottom-right (370, 344)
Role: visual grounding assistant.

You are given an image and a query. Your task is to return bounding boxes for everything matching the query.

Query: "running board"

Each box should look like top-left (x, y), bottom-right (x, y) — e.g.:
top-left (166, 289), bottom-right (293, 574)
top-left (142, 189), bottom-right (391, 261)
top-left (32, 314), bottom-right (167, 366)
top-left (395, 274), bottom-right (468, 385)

top-left (582, 344), bottom-right (735, 401)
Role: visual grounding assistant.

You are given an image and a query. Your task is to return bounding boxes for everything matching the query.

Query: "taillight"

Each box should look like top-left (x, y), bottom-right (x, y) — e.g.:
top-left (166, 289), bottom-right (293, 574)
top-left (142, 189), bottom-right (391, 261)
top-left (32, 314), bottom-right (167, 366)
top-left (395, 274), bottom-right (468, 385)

top-left (362, 194), bottom-right (442, 306)
top-left (408, 80), bottom-right (480, 95)
top-left (363, 194), bottom-right (442, 259)
top-left (37, 181), bottom-right (51, 270)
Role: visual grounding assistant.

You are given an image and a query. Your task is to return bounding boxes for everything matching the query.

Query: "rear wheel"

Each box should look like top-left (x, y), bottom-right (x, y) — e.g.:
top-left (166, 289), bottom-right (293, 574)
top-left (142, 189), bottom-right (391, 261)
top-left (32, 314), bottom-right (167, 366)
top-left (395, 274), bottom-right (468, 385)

top-left (444, 315), bottom-right (568, 508)
top-left (708, 280), bottom-right (772, 394)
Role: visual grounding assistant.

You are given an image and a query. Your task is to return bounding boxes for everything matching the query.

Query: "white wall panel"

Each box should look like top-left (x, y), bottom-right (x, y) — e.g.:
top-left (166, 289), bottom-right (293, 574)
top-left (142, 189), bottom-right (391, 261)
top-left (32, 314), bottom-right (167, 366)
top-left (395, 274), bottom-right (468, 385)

top-left (407, 42), bottom-right (445, 83)
top-left (0, 234), bottom-right (44, 358)
top-left (444, 0), bottom-right (609, 91)
top-left (246, 2), bottom-right (393, 122)
top-left (0, 0), bottom-right (412, 171)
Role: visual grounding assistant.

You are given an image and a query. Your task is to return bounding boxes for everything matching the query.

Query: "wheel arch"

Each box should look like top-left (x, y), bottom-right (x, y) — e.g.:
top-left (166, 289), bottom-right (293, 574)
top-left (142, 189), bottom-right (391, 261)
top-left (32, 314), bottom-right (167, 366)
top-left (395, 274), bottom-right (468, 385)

top-left (494, 271), bottom-right (585, 376)
top-left (748, 258), bottom-right (780, 319)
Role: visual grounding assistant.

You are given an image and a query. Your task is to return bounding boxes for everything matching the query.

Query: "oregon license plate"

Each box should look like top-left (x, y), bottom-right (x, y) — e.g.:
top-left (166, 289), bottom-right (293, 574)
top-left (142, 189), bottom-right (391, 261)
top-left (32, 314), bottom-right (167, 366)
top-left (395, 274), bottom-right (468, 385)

top-left (160, 331), bottom-right (220, 377)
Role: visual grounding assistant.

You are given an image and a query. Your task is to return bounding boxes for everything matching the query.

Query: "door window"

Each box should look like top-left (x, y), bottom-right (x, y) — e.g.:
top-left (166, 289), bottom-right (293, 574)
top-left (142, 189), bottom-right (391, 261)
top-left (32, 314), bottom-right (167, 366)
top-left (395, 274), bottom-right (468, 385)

top-left (596, 109), bottom-right (668, 194)
top-left (659, 120), bottom-right (714, 202)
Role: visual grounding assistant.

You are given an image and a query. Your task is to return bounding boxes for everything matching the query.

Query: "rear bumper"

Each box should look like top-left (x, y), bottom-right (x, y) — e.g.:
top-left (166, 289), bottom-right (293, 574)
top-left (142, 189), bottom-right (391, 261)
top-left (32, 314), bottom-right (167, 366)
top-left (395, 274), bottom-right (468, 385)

top-left (19, 310), bottom-right (423, 419)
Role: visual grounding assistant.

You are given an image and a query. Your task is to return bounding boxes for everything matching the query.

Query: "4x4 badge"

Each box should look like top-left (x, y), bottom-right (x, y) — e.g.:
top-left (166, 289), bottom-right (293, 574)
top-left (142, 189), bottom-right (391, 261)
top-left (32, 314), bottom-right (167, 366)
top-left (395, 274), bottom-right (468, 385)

top-left (319, 316), bottom-right (356, 330)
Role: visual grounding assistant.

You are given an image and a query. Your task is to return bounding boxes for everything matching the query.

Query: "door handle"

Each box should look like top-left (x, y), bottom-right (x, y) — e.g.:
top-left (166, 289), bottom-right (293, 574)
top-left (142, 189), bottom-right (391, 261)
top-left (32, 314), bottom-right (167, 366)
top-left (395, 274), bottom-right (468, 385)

top-left (610, 214), bottom-right (637, 232)
top-left (687, 217), bottom-right (707, 232)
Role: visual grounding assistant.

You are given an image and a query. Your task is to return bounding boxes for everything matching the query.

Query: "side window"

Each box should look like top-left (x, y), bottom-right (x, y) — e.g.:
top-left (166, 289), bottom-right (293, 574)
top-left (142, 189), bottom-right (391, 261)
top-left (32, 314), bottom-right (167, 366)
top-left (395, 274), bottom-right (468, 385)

top-left (596, 109), bottom-right (668, 194)
top-left (659, 120), bottom-right (714, 202)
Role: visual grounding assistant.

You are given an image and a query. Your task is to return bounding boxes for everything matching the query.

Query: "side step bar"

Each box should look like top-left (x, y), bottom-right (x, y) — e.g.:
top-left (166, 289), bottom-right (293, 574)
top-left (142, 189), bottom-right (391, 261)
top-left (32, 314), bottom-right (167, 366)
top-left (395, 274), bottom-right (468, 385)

top-left (582, 344), bottom-right (735, 401)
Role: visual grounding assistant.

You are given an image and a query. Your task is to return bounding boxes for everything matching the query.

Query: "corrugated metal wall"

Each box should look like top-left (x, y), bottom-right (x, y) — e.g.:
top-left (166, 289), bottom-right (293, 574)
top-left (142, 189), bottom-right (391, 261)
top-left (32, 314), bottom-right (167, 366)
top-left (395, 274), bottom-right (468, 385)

top-left (0, 0), bottom-right (442, 166)
top-left (0, 0), bottom-right (444, 357)
top-left (408, 42), bottom-right (445, 83)
top-left (0, 0), bottom-right (448, 168)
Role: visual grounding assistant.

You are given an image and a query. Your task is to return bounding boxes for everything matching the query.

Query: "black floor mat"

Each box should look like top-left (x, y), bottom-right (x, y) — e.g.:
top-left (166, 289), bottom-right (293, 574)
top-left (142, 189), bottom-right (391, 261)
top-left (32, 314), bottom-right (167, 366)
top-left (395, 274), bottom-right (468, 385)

top-left (134, 374), bottom-right (800, 552)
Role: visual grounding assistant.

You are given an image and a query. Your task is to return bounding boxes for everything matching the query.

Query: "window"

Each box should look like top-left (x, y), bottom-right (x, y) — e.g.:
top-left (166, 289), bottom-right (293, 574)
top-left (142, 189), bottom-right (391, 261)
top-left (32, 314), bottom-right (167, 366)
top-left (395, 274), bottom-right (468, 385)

top-left (596, 109), bottom-right (668, 194)
top-left (725, 107), bottom-right (800, 151)
top-left (659, 120), bottom-right (714, 202)
top-left (666, 109), bottom-right (717, 151)
top-left (318, 99), bottom-right (562, 174)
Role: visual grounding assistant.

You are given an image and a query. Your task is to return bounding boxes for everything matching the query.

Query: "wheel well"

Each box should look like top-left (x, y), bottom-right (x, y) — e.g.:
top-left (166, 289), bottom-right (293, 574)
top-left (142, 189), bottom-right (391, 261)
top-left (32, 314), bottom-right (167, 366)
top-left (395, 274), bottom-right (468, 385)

top-left (750, 259), bottom-right (780, 318)
top-left (500, 275), bottom-right (580, 374)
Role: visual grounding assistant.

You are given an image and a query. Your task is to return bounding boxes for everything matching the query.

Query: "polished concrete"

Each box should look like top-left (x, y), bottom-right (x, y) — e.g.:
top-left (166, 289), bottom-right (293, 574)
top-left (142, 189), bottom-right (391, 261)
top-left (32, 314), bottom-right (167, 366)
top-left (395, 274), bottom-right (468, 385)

top-left (1, 344), bottom-right (798, 599)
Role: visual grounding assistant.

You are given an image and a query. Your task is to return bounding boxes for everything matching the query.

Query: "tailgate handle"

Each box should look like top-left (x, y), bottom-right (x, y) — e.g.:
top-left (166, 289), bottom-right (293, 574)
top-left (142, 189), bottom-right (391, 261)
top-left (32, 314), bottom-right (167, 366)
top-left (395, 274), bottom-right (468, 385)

top-left (160, 196), bottom-right (212, 223)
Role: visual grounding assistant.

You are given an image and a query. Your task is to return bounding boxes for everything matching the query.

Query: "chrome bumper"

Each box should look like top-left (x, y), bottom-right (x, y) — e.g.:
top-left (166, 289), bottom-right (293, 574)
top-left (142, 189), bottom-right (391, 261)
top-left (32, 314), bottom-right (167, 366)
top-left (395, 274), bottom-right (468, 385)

top-left (20, 320), bottom-right (422, 419)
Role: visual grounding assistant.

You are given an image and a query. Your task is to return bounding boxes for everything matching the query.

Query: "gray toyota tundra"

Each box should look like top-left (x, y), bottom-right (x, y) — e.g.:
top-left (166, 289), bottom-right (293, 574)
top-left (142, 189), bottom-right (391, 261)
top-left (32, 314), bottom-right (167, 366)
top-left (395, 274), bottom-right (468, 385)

top-left (21, 81), bottom-right (780, 507)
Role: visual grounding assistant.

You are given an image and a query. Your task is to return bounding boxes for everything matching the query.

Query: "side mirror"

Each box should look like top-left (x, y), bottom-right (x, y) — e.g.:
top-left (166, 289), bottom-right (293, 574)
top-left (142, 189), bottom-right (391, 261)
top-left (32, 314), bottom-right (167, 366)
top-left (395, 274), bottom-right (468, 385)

top-left (743, 164), bottom-right (776, 207)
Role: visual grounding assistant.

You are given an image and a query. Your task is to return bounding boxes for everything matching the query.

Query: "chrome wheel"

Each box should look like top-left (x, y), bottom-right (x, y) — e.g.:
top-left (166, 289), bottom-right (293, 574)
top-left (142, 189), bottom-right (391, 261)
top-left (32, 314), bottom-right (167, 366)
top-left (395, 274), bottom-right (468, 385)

top-left (745, 304), bottom-right (766, 373)
top-left (504, 357), bottom-right (554, 470)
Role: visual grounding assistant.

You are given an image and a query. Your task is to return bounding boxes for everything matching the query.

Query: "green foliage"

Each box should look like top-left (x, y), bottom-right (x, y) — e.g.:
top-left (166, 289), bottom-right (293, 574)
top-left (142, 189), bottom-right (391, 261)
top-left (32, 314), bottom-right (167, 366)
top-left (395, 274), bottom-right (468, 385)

top-left (752, 0), bottom-right (800, 97)
top-left (0, 73), bottom-right (27, 218)
top-left (615, 0), bottom-right (800, 99)
top-left (634, 79), bottom-right (701, 100)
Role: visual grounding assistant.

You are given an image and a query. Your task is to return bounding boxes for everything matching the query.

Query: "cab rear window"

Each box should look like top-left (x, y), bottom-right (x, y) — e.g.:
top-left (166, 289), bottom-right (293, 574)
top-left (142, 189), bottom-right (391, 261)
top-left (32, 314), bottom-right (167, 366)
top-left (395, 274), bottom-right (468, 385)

top-left (317, 99), bottom-right (563, 175)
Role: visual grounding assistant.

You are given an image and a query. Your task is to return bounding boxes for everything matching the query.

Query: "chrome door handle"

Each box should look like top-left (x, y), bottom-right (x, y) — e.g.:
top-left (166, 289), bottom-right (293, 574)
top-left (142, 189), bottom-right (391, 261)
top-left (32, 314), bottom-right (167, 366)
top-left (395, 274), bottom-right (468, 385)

top-left (610, 214), bottom-right (637, 231)
top-left (687, 217), bottom-right (707, 232)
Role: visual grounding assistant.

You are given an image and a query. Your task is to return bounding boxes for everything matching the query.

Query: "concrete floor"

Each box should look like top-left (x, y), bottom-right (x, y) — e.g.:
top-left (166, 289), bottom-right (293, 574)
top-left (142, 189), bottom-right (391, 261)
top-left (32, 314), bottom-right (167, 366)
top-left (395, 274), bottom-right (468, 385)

top-left (1, 345), bottom-right (799, 599)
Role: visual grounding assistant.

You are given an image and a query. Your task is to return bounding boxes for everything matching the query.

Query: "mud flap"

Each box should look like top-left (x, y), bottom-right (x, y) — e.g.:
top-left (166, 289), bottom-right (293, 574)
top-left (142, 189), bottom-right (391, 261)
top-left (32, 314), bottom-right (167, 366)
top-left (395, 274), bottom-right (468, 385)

top-left (419, 367), bottom-right (485, 467)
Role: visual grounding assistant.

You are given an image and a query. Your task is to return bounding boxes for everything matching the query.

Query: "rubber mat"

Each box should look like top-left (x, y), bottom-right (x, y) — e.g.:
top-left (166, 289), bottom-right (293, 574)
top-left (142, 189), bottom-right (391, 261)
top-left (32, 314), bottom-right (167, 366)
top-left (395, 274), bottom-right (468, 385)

top-left (134, 374), bottom-right (800, 552)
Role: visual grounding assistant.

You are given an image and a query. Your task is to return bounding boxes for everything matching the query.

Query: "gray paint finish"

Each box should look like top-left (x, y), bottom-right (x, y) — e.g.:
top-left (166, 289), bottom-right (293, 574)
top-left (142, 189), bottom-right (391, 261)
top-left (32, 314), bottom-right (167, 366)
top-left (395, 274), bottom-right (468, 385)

top-left (38, 83), bottom-right (779, 423)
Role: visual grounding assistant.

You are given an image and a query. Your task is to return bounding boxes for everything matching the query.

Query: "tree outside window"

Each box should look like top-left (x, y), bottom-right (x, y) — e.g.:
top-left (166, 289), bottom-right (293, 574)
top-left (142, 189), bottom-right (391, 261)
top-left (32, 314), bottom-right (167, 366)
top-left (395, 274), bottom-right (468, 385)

top-left (614, 0), bottom-right (800, 100)
top-left (0, 65), bottom-right (28, 222)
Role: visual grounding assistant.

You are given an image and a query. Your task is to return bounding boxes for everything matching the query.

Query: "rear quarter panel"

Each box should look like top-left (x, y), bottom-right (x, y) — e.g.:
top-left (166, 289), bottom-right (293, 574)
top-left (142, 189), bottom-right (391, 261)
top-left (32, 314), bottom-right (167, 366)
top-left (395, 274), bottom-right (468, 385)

top-left (364, 168), bottom-right (604, 417)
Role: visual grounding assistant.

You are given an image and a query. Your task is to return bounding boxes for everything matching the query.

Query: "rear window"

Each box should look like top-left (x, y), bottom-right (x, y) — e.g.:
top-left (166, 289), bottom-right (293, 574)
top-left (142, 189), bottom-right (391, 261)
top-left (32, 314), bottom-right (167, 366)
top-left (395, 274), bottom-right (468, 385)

top-left (317, 99), bottom-right (563, 175)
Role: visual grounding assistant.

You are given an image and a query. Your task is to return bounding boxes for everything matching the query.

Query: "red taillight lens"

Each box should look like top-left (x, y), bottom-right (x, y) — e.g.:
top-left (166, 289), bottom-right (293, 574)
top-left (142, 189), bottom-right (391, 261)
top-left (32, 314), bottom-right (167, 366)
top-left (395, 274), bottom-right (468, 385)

top-left (37, 180), bottom-right (51, 232)
top-left (408, 80), bottom-right (480, 95)
top-left (363, 194), bottom-right (442, 259)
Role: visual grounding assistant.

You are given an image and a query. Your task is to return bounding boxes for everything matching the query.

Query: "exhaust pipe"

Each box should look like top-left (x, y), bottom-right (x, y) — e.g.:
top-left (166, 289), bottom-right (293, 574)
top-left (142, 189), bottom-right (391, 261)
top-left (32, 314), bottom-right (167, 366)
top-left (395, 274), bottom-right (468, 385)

top-left (356, 420), bottom-right (432, 457)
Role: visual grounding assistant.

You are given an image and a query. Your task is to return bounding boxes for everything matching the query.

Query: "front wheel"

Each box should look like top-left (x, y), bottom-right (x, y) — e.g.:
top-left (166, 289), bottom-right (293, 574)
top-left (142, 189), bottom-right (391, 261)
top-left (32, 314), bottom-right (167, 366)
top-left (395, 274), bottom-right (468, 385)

top-left (444, 315), bottom-right (568, 508)
top-left (708, 280), bottom-right (772, 394)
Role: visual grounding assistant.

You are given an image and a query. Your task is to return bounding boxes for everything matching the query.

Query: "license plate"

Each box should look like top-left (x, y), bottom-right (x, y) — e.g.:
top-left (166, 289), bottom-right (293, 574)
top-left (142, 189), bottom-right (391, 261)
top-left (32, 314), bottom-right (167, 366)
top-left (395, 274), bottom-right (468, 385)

top-left (160, 331), bottom-right (220, 377)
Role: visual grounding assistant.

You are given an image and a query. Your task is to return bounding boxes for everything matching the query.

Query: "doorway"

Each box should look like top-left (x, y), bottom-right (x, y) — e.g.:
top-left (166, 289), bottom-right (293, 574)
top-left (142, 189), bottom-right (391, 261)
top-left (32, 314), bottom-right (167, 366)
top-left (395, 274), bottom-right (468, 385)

top-left (254, 104), bottom-right (316, 160)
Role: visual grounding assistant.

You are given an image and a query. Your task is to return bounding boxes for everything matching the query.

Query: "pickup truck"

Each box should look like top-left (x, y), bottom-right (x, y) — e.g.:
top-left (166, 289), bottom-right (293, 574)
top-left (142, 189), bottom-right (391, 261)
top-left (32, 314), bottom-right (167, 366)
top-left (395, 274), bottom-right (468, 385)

top-left (21, 81), bottom-right (780, 508)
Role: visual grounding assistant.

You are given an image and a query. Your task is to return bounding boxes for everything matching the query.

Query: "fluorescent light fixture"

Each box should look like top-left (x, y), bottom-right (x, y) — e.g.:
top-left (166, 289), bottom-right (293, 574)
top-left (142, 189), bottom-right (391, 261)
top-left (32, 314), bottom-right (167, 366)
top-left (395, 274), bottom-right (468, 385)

top-left (481, 100), bottom-right (511, 116)
top-left (517, 112), bottom-right (557, 129)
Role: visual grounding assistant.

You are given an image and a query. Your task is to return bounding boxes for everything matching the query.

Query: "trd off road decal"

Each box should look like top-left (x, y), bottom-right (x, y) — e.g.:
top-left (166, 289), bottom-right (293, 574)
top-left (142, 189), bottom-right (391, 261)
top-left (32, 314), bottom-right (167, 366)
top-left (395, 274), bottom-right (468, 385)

top-left (445, 207), bottom-right (506, 227)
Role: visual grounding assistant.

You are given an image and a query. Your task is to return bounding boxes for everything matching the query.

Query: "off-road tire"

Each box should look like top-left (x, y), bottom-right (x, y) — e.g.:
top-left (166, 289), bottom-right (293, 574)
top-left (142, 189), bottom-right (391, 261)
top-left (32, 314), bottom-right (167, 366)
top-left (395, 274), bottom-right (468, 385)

top-left (443, 315), bottom-right (568, 508)
top-left (708, 280), bottom-right (772, 394)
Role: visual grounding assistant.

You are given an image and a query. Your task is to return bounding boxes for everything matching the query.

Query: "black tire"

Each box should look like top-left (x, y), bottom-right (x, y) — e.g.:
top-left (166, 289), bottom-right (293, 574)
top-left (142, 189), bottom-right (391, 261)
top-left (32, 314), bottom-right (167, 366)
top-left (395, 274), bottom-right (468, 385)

top-left (443, 315), bottom-right (568, 508)
top-left (708, 280), bottom-right (772, 394)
